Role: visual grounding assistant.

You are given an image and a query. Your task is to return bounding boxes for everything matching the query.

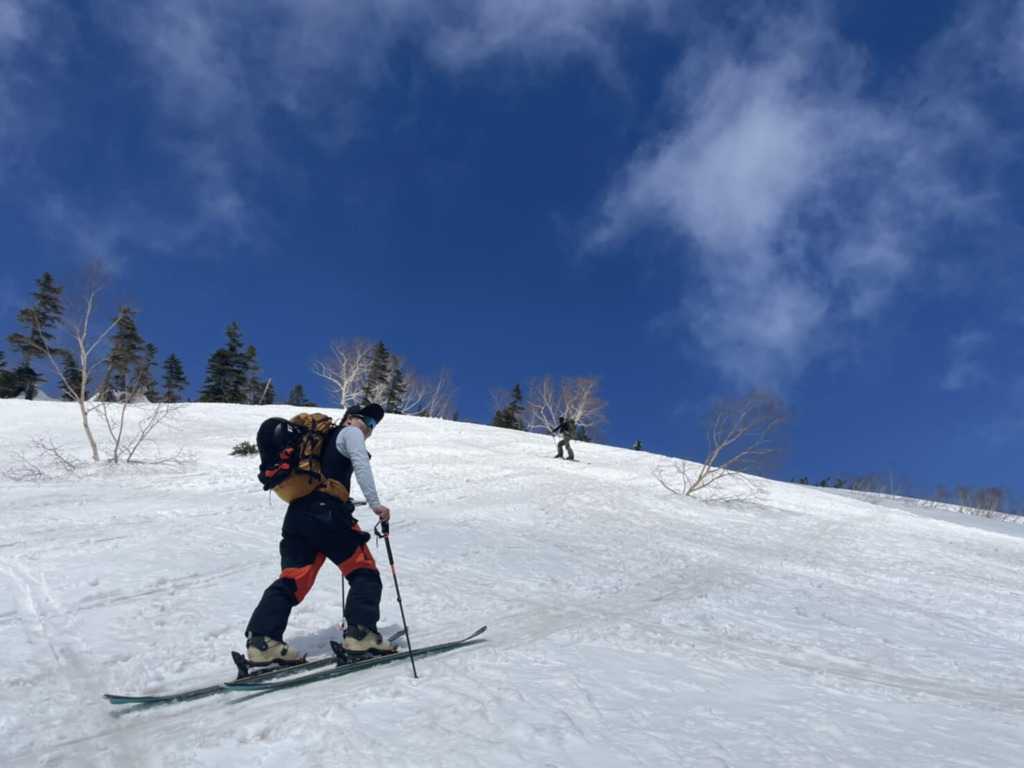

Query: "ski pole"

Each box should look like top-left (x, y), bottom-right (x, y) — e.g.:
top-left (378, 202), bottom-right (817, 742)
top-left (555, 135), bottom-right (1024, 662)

top-left (376, 521), bottom-right (418, 678)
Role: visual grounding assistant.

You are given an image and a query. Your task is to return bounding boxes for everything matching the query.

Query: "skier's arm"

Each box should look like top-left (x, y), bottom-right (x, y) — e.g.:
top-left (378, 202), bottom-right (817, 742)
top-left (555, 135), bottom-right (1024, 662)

top-left (336, 426), bottom-right (383, 511)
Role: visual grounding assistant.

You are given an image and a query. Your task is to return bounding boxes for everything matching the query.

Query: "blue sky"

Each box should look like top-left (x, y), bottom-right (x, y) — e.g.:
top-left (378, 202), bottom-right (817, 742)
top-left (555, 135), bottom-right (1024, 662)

top-left (2, 0), bottom-right (1023, 503)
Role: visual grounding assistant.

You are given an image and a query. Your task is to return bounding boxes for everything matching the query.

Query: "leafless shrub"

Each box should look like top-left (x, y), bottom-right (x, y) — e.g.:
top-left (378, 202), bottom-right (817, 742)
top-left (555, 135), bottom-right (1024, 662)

top-left (659, 390), bottom-right (792, 498)
top-left (654, 457), bottom-right (764, 503)
top-left (96, 400), bottom-right (190, 464)
top-left (8, 436), bottom-right (83, 481)
top-left (953, 485), bottom-right (1009, 519)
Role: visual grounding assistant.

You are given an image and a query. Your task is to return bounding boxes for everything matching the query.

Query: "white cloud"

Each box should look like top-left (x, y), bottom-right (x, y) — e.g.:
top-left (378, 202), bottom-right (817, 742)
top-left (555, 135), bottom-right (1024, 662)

top-left (941, 331), bottom-right (993, 391)
top-left (74, 0), bottom-right (673, 254)
top-left (589, 3), bottom-right (1020, 386)
top-left (94, 0), bottom-right (671, 125)
top-left (0, 0), bottom-right (28, 54)
top-left (424, 0), bottom-right (670, 76)
top-left (0, 0), bottom-right (67, 172)
top-left (8, 0), bottom-right (1021, 361)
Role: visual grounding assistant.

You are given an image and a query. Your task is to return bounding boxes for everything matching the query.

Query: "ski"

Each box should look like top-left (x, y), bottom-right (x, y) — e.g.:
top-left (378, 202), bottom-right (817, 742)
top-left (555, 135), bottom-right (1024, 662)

top-left (221, 626), bottom-right (487, 693)
top-left (229, 627), bottom-right (408, 680)
top-left (103, 628), bottom-right (408, 706)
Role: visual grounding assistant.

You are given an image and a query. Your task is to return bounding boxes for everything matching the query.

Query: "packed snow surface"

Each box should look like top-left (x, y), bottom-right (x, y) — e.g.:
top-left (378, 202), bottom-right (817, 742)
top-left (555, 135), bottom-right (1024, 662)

top-left (1, 401), bottom-right (1022, 767)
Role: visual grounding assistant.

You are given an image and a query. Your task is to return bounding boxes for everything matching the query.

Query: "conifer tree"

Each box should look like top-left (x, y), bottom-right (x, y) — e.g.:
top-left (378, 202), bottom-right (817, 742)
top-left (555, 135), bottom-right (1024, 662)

top-left (362, 341), bottom-right (391, 405)
top-left (8, 364), bottom-right (42, 399)
top-left (139, 343), bottom-right (158, 398)
top-left (160, 354), bottom-right (190, 403)
top-left (243, 344), bottom-right (273, 404)
top-left (60, 351), bottom-right (84, 401)
top-left (383, 352), bottom-right (407, 413)
top-left (198, 322), bottom-right (249, 403)
top-left (7, 272), bottom-right (64, 398)
top-left (491, 384), bottom-right (525, 430)
top-left (103, 307), bottom-right (153, 400)
top-left (287, 384), bottom-right (315, 407)
top-left (0, 350), bottom-right (15, 398)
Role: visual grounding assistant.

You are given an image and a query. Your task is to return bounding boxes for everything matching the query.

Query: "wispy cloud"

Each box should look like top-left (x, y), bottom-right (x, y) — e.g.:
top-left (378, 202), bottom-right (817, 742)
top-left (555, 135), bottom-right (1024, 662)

top-left (94, 0), bottom-right (671, 132)
top-left (0, 0), bottom-right (28, 52)
top-left (0, 0), bottom-right (68, 173)
top-left (941, 331), bottom-right (993, 392)
top-left (6, 0), bottom-right (1022, 353)
top-left (71, 0), bottom-right (670, 253)
top-left (424, 0), bottom-right (671, 77)
top-left (589, 3), bottom-right (1021, 386)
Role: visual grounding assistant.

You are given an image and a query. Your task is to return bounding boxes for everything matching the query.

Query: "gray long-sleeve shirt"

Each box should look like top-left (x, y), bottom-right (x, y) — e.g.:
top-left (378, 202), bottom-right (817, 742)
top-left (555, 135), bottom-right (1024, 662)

top-left (334, 425), bottom-right (382, 509)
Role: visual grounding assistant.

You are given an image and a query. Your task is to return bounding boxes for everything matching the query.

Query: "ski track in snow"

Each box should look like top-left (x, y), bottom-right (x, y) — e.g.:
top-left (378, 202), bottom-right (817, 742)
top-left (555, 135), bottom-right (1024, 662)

top-left (1, 400), bottom-right (1023, 767)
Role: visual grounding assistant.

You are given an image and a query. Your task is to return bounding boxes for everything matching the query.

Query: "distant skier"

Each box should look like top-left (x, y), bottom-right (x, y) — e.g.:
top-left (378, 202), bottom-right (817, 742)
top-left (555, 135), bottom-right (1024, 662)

top-left (244, 403), bottom-right (396, 667)
top-left (551, 416), bottom-right (575, 461)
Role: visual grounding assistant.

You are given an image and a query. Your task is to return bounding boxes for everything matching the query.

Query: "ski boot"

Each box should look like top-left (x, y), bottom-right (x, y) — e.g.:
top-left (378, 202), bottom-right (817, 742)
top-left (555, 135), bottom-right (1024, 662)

top-left (343, 625), bottom-right (395, 656)
top-left (246, 635), bottom-right (303, 667)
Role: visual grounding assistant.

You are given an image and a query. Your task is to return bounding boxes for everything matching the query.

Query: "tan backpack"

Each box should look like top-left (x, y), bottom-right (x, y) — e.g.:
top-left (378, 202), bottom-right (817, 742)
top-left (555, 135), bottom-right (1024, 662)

top-left (256, 413), bottom-right (349, 503)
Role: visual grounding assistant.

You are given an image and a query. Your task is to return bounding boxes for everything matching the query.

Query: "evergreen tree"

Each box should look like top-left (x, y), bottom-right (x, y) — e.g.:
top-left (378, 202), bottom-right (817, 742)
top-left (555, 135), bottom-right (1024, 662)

top-left (262, 380), bottom-right (277, 405)
top-left (60, 351), bottom-right (84, 401)
top-left (287, 384), bottom-right (315, 407)
top-left (383, 352), bottom-right (407, 413)
top-left (8, 364), bottom-right (41, 399)
top-left (362, 341), bottom-right (391, 405)
top-left (103, 307), bottom-right (153, 400)
top-left (139, 343), bottom-right (158, 399)
top-left (0, 350), bottom-right (16, 398)
top-left (198, 322), bottom-right (249, 403)
top-left (7, 272), bottom-right (64, 398)
top-left (160, 353), bottom-right (190, 403)
top-left (490, 384), bottom-right (525, 430)
top-left (242, 345), bottom-right (272, 404)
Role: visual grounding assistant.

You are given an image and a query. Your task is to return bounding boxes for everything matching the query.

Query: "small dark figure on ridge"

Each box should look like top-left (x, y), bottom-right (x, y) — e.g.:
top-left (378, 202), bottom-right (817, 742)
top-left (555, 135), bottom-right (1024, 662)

top-left (551, 416), bottom-right (575, 461)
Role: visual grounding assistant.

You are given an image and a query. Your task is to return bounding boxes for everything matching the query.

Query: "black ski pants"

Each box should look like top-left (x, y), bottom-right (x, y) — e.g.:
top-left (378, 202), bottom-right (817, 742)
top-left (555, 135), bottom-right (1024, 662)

top-left (245, 493), bottom-right (383, 642)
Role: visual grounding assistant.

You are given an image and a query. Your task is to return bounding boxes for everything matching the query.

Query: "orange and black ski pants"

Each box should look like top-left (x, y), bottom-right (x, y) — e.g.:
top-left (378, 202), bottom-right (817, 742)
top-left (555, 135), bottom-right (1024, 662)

top-left (246, 493), bottom-right (382, 642)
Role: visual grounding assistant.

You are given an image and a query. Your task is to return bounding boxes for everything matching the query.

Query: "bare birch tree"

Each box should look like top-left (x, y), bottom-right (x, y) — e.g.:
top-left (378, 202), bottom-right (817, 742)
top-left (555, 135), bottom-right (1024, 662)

top-left (23, 264), bottom-right (122, 461)
top-left (523, 375), bottom-right (559, 431)
top-left (15, 262), bottom-right (185, 466)
top-left (403, 365), bottom-right (458, 418)
top-left (524, 375), bottom-right (608, 435)
top-left (659, 389), bottom-right (792, 497)
top-left (313, 339), bottom-right (457, 417)
top-left (311, 338), bottom-right (375, 406)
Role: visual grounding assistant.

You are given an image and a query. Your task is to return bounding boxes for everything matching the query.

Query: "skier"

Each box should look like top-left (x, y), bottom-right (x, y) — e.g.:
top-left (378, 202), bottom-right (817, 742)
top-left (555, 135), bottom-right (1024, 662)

top-left (551, 416), bottom-right (575, 461)
top-left (244, 403), bottom-right (395, 666)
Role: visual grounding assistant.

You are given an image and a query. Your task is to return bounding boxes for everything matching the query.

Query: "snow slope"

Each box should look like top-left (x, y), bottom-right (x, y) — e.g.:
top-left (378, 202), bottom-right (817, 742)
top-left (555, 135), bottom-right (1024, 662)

top-left (1, 400), bottom-right (1022, 767)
